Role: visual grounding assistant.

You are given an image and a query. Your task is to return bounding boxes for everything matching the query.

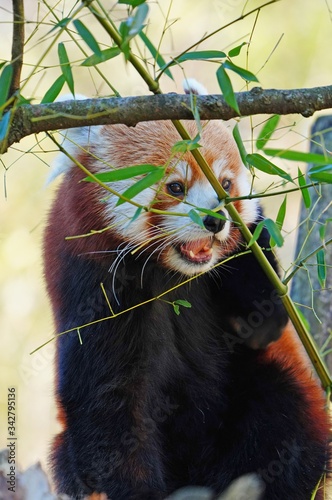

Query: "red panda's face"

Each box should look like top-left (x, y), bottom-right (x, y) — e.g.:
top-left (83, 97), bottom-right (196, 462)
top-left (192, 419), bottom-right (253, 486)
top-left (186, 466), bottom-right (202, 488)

top-left (68, 120), bottom-right (258, 276)
top-left (55, 119), bottom-right (258, 276)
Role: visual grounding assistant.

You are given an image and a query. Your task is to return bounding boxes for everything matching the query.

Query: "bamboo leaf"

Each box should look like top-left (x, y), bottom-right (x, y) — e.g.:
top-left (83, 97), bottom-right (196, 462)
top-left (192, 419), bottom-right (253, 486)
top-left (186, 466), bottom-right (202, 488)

top-left (48, 17), bottom-right (71, 34)
top-left (270, 196), bottom-right (286, 247)
top-left (248, 220), bottom-right (264, 247)
top-left (265, 218), bottom-right (284, 247)
top-left (256, 115), bottom-right (280, 150)
top-left (228, 42), bottom-right (247, 58)
top-left (84, 164), bottom-right (160, 183)
top-left (263, 148), bottom-right (332, 165)
top-left (298, 167), bottom-right (311, 208)
top-left (127, 3), bottom-right (149, 37)
top-left (171, 138), bottom-right (201, 153)
top-left (173, 299), bottom-right (192, 315)
top-left (41, 74), bottom-right (65, 103)
top-left (167, 50), bottom-right (227, 67)
top-left (308, 164), bottom-right (332, 183)
top-left (0, 110), bottom-right (11, 141)
top-left (196, 207), bottom-right (226, 220)
top-left (246, 153), bottom-right (293, 183)
top-left (248, 219), bottom-right (284, 248)
top-left (173, 304), bottom-right (180, 315)
top-left (73, 20), bottom-right (101, 55)
top-left (276, 196), bottom-right (287, 230)
top-left (58, 42), bottom-right (74, 96)
top-left (116, 167), bottom-right (165, 206)
top-left (223, 60), bottom-right (259, 83)
top-left (188, 209), bottom-right (205, 229)
top-left (316, 249), bottom-right (326, 288)
top-left (216, 65), bottom-right (240, 115)
top-left (0, 64), bottom-right (13, 115)
top-left (81, 47), bottom-right (121, 66)
top-left (119, 0), bottom-right (147, 7)
top-left (232, 124), bottom-right (248, 167)
top-left (139, 31), bottom-right (173, 80)
top-left (174, 299), bottom-right (191, 308)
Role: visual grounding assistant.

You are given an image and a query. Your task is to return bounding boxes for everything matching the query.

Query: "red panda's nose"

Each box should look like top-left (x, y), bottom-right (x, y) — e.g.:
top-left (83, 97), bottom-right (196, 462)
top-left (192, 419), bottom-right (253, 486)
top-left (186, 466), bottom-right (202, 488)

top-left (203, 210), bottom-right (226, 234)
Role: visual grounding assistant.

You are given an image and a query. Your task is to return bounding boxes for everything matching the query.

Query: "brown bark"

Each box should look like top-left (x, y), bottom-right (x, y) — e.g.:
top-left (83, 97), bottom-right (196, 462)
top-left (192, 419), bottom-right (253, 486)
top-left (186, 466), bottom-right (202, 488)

top-left (2, 85), bottom-right (332, 153)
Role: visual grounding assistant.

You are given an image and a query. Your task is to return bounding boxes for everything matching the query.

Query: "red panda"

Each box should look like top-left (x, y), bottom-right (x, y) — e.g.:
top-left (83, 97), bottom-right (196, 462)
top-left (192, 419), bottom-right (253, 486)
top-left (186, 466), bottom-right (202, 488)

top-left (44, 82), bottom-right (330, 500)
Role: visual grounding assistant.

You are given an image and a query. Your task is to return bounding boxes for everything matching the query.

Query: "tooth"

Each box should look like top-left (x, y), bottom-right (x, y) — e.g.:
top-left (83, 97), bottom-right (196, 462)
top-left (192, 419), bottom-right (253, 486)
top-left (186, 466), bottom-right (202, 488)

top-left (189, 250), bottom-right (195, 258)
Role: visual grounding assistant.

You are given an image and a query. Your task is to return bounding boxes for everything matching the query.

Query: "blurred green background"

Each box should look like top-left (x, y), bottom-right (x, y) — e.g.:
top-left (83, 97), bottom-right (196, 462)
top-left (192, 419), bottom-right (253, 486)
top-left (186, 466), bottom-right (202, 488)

top-left (0, 0), bottom-right (331, 473)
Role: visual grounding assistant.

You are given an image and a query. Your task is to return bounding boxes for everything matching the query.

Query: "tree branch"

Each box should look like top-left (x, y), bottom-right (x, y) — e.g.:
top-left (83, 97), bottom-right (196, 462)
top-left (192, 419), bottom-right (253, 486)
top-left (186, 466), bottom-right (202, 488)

top-left (9, 0), bottom-right (25, 97)
top-left (2, 85), bottom-right (332, 152)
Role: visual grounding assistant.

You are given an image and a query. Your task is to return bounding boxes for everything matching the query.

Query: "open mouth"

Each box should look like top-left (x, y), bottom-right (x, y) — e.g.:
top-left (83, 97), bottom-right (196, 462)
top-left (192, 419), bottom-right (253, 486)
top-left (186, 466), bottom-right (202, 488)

top-left (178, 238), bottom-right (213, 264)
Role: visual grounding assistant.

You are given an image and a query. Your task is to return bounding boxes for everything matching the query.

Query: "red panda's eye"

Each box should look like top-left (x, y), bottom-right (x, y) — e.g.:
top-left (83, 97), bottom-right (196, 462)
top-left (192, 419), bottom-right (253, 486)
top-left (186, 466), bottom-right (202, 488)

top-left (167, 182), bottom-right (185, 196)
top-left (222, 179), bottom-right (231, 191)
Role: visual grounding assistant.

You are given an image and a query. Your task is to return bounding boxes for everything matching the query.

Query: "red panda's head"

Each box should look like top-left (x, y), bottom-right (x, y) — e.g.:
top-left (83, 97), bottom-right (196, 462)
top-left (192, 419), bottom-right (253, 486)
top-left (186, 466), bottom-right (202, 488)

top-left (50, 87), bottom-right (258, 277)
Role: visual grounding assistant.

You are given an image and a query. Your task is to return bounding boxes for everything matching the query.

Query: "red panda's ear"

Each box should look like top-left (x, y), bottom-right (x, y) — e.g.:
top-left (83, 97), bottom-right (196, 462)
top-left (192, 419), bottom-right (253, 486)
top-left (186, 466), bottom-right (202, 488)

top-left (183, 78), bottom-right (208, 95)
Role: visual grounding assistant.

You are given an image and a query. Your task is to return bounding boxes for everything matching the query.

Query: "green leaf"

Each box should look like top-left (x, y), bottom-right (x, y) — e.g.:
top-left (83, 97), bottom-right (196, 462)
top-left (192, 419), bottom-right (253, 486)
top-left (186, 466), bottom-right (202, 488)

top-left (127, 3), bottom-right (149, 37)
top-left (73, 20), bottom-right (101, 55)
top-left (308, 164), bottom-right (332, 183)
top-left (195, 207), bottom-right (227, 220)
top-left (256, 115), bottom-right (280, 150)
top-left (84, 164), bottom-right (160, 183)
top-left (171, 138), bottom-right (201, 153)
top-left (248, 219), bottom-right (284, 248)
top-left (188, 209), bottom-right (205, 229)
top-left (216, 65), bottom-right (239, 115)
top-left (0, 110), bottom-right (11, 141)
top-left (58, 42), bottom-right (74, 96)
top-left (295, 306), bottom-right (311, 332)
top-left (232, 124), bottom-right (248, 167)
top-left (130, 206), bottom-right (144, 223)
top-left (41, 74), bottom-right (65, 103)
top-left (270, 196), bottom-right (286, 247)
top-left (119, 0), bottom-right (147, 6)
top-left (118, 4), bottom-right (149, 61)
top-left (247, 220), bottom-right (264, 247)
top-left (276, 196), bottom-right (287, 230)
top-left (298, 167), bottom-right (311, 208)
top-left (139, 31), bottom-right (173, 80)
top-left (228, 42), bottom-right (247, 58)
top-left (263, 148), bottom-right (332, 165)
top-left (0, 64), bottom-right (13, 115)
top-left (319, 224), bottom-right (326, 242)
top-left (16, 94), bottom-right (33, 106)
top-left (81, 47), bottom-right (121, 66)
top-left (265, 218), bottom-right (284, 247)
top-left (116, 167), bottom-right (165, 206)
top-left (173, 299), bottom-right (192, 314)
top-left (174, 299), bottom-right (192, 309)
top-left (168, 50), bottom-right (227, 67)
top-left (48, 17), bottom-right (71, 34)
top-left (173, 304), bottom-right (180, 315)
top-left (222, 60), bottom-right (259, 83)
top-left (246, 153), bottom-right (293, 183)
top-left (316, 249), bottom-right (326, 288)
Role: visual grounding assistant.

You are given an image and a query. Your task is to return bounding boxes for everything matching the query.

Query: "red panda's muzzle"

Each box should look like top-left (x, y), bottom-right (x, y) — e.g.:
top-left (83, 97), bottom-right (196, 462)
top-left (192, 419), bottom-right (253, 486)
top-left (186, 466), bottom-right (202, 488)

top-left (179, 238), bottom-right (213, 264)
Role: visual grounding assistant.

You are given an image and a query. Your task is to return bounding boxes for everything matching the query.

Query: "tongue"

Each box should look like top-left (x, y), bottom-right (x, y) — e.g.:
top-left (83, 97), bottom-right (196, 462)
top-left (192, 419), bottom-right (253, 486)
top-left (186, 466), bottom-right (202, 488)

top-left (179, 238), bottom-right (213, 263)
